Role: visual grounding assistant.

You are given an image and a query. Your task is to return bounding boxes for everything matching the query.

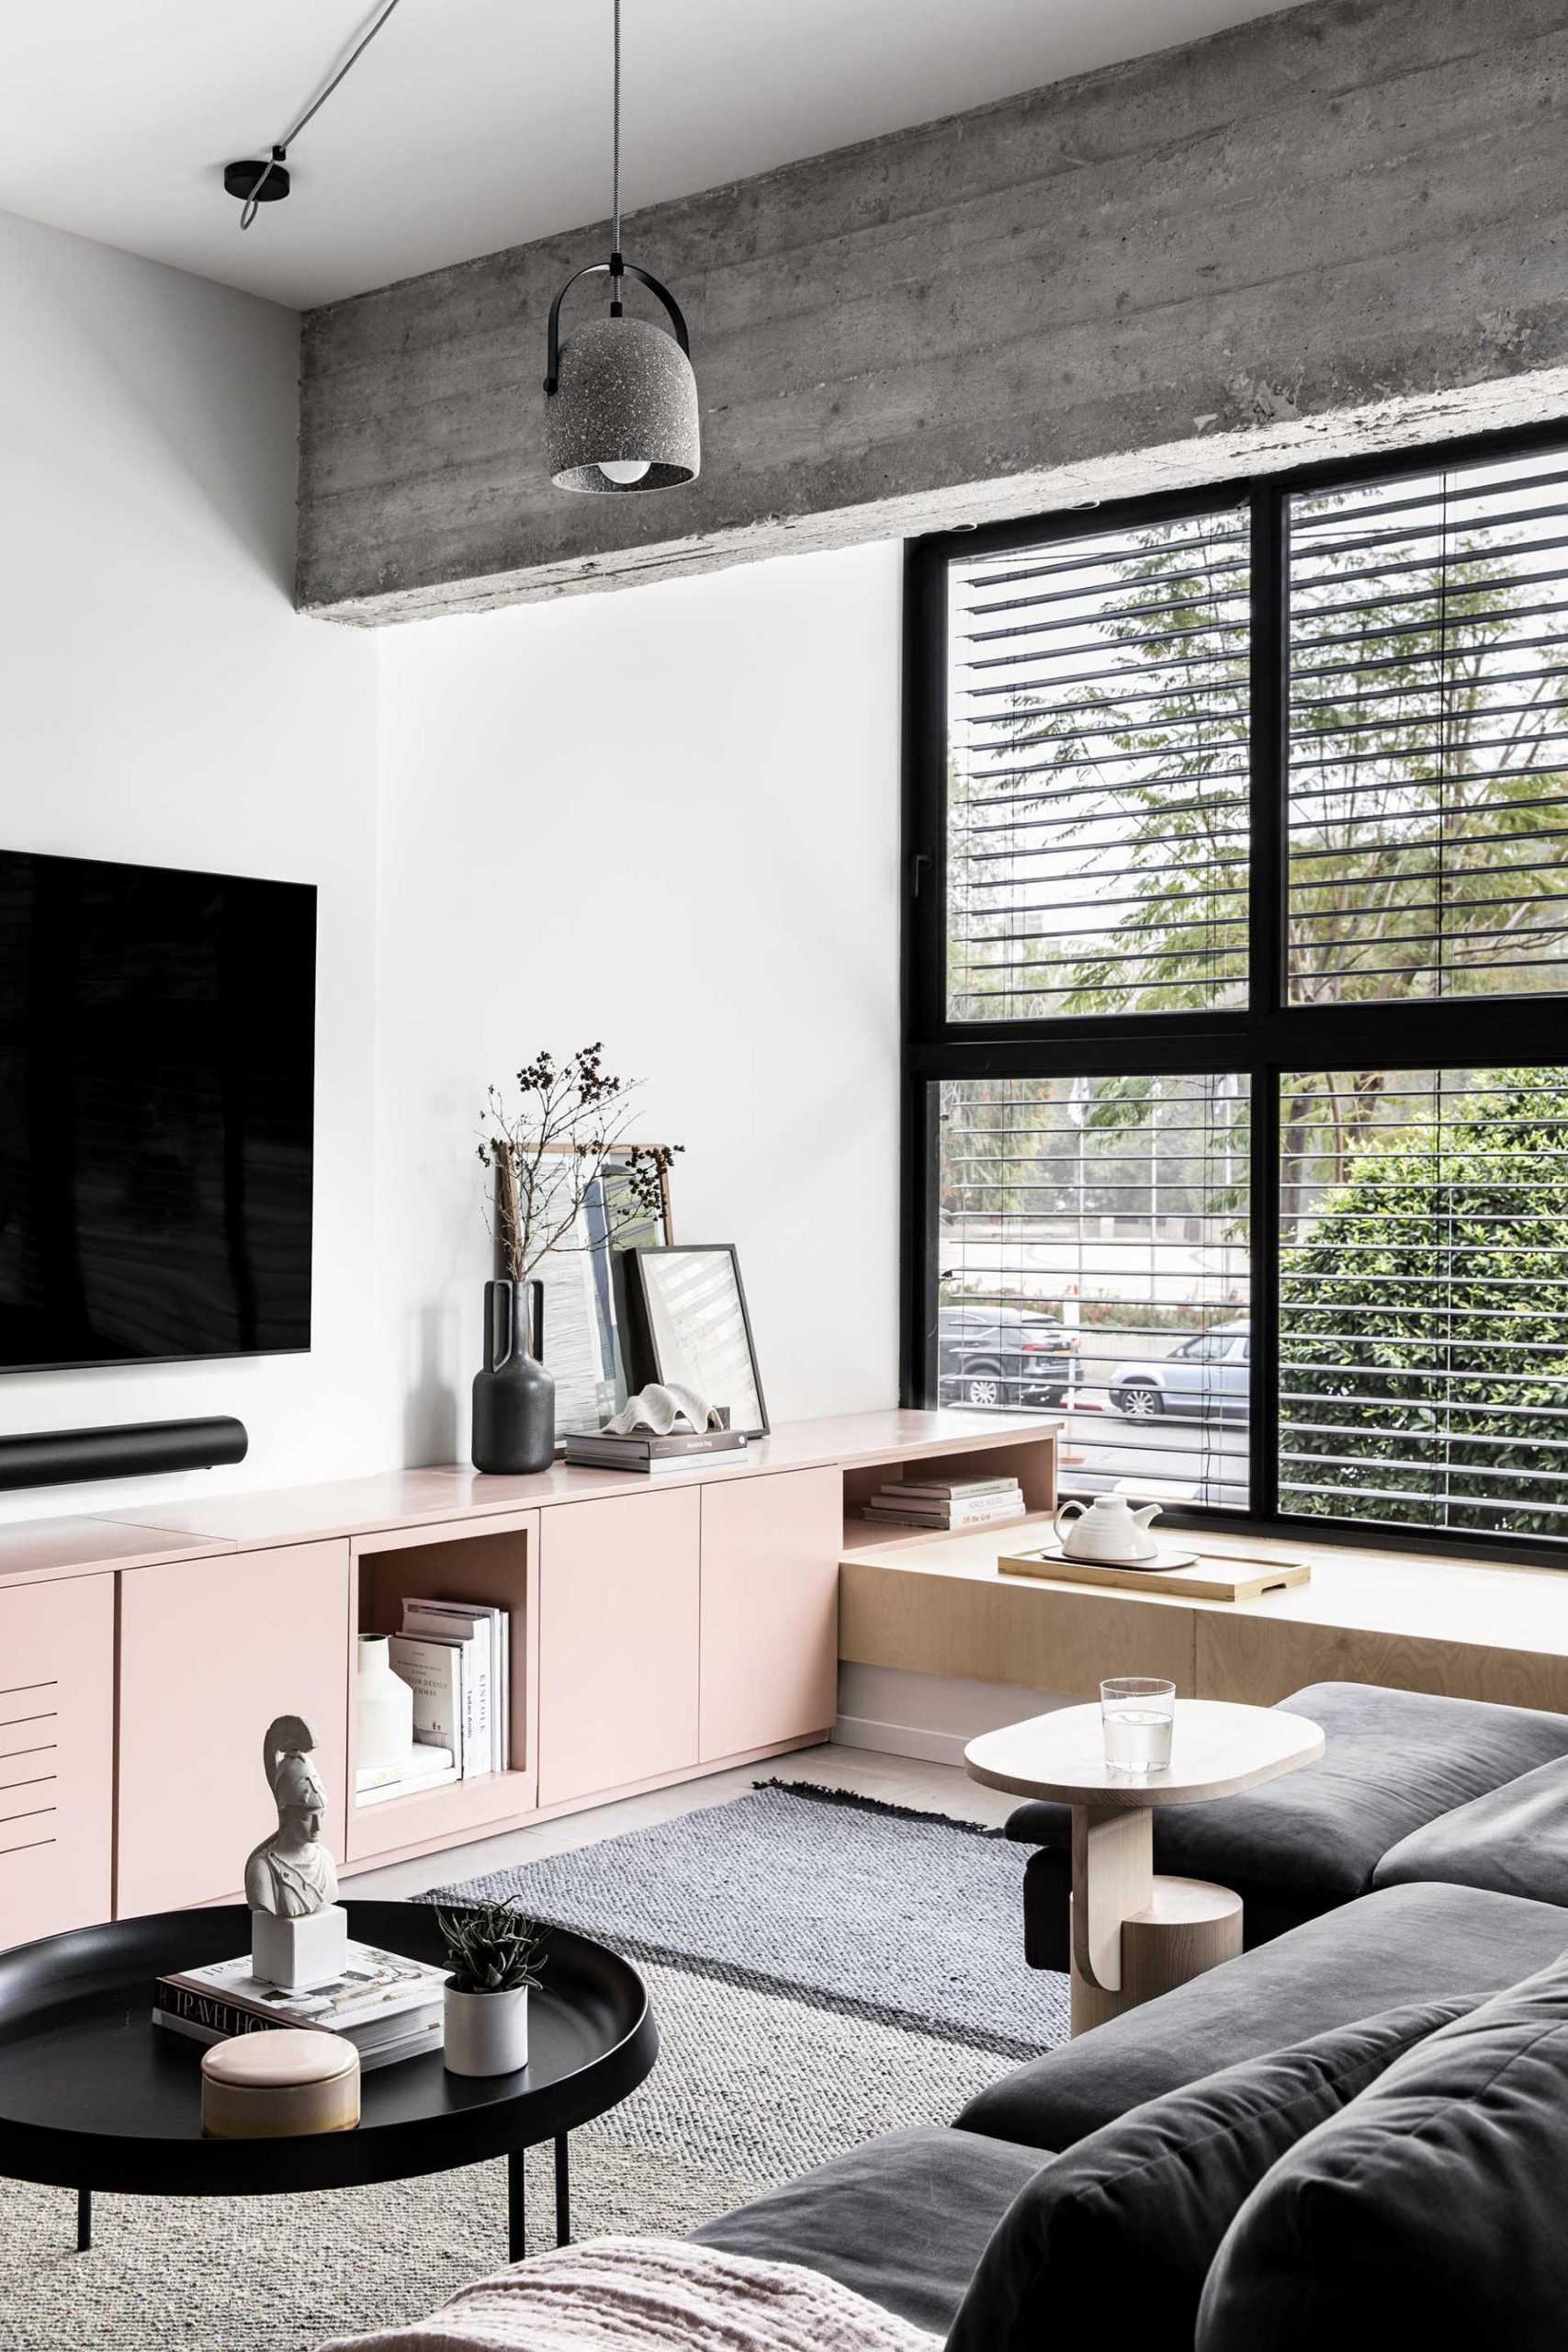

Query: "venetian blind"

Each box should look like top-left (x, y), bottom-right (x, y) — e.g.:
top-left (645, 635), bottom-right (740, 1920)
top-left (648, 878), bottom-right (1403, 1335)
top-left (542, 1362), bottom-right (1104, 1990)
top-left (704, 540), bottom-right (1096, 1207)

top-left (1288, 448), bottom-right (1568, 1005)
top-left (946, 505), bottom-right (1251, 1022)
top-left (1279, 1067), bottom-right (1568, 1537)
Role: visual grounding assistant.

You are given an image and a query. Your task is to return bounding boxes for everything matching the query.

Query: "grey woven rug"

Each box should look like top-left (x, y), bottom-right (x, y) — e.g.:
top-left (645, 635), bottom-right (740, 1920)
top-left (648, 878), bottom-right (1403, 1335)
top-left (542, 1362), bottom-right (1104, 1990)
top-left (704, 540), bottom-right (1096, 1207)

top-left (431, 1781), bottom-right (1071, 2061)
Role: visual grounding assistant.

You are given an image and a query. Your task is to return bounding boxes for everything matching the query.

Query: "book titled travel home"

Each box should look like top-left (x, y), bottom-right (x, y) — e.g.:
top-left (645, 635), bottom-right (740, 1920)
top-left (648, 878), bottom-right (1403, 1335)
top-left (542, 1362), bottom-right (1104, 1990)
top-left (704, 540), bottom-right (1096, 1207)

top-left (153, 1940), bottom-right (447, 2069)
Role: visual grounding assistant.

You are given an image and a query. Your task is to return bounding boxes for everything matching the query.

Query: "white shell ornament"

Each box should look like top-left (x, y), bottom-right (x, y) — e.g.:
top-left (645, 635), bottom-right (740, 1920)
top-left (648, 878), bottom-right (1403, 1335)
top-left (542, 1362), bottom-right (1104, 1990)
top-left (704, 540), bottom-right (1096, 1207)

top-left (607, 1383), bottom-right (722, 1436)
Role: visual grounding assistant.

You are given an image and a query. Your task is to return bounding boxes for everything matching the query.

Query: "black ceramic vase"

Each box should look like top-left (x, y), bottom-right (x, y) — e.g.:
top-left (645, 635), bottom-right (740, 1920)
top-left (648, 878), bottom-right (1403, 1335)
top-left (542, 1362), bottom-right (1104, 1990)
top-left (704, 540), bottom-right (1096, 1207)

top-left (471, 1278), bottom-right (556, 1475)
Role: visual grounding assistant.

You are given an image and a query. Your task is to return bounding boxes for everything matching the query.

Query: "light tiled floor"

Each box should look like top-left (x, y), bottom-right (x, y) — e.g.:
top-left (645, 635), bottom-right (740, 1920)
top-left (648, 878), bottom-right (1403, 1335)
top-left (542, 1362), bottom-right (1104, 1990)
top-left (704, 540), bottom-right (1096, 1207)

top-left (343, 1740), bottom-right (1016, 1901)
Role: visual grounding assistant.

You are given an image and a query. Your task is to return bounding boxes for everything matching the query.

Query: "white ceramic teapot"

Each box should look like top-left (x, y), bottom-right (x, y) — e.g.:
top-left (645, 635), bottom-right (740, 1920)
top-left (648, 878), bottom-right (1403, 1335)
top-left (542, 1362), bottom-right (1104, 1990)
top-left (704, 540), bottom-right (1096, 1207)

top-left (1054, 1493), bottom-right (1162, 1565)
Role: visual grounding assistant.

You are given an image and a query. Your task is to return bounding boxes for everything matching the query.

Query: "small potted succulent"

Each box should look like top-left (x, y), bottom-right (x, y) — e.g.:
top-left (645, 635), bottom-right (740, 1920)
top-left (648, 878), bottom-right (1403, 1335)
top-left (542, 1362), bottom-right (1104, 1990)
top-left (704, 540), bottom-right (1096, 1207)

top-left (436, 1903), bottom-right (547, 2078)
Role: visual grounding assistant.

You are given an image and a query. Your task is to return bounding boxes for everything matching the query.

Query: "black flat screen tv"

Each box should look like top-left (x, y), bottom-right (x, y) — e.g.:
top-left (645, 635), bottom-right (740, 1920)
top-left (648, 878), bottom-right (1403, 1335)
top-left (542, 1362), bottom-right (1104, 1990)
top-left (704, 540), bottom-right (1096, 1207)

top-left (0, 849), bottom-right (316, 1372)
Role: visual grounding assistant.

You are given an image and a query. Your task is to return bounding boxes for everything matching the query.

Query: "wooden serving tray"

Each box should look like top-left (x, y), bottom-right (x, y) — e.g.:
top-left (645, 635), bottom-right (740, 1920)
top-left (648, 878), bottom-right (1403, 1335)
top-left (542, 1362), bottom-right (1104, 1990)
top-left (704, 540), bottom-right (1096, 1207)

top-left (998, 1547), bottom-right (1313, 1601)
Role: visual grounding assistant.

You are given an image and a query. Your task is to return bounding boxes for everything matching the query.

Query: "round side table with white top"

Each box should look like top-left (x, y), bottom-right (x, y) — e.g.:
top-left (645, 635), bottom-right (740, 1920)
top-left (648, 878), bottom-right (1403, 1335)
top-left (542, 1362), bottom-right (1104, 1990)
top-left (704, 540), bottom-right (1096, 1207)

top-left (966, 1698), bottom-right (1325, 2034)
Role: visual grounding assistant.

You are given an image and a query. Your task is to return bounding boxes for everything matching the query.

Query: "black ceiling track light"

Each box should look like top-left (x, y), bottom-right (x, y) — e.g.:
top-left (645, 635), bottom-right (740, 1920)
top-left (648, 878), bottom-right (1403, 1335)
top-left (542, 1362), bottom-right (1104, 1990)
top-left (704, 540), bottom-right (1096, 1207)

top-left (224, 0), bottom-right (405, 230)
top-left (222, 0), bottom-right (697, 494)
top-left (542, 0), bottom-right (700, 494)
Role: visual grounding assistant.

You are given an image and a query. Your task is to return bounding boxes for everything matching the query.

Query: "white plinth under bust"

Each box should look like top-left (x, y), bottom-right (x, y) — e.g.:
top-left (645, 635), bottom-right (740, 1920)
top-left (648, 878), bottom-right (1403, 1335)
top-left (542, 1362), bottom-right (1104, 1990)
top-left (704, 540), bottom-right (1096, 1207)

top-left (251, 1902), bottom-right (349, 1990)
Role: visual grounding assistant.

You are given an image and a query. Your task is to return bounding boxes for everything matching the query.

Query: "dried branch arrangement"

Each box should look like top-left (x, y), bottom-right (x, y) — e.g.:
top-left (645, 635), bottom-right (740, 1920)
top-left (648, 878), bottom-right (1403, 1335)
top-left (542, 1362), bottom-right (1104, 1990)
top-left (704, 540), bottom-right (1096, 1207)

top-left (478, 1043), bottom-right (680, 1282)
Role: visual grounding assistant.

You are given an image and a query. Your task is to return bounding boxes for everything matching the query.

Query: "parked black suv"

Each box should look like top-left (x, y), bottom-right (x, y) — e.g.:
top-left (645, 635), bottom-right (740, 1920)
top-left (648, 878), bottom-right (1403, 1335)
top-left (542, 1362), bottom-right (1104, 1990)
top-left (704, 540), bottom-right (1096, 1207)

top-left (937, 1304), bottom-right (1077, 1410)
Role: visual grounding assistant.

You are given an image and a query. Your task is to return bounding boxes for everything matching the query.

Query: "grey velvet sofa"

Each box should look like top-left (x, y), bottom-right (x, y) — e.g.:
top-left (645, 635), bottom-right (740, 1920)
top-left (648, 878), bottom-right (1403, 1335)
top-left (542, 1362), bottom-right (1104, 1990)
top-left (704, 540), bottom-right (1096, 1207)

top-left (695, 1879), bottom-right (1568, 2345)
top-left (693, 1682), bottom-right (1568, 2345)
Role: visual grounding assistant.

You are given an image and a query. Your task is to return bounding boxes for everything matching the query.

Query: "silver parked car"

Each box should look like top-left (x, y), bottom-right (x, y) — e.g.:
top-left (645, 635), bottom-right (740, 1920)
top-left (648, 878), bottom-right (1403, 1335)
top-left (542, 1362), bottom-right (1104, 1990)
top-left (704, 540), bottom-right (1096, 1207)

top-left (1108, 1319), bottom-right (1250, 1420)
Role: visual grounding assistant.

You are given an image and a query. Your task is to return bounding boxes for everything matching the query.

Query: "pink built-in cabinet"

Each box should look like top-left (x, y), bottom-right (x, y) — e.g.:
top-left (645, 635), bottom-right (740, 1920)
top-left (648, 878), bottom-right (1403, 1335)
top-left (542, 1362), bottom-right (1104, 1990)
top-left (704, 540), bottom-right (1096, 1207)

top-left (537, 1469), bottom-right (844, 1809)
top-left (118, 1541), bottom-right (351, 1917)
top-left (538, 1487), bottom-right (702, 1808)
top-left (0, 1413), bottom-right (1055, 1945)
top-left (698, 1468), bottom-right (840, 1762)
top-left (0, 1574), bottom-right (115, 1948)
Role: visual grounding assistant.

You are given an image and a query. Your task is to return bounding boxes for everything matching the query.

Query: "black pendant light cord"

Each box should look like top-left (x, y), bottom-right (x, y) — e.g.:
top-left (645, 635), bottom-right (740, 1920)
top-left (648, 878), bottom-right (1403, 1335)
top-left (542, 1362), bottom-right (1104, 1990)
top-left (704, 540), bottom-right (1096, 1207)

top-left (608, 0), bottom-right (625, 313)
top-left (237, 0), bottom-right (407, 228)
top-left (612, 0), bottom-right (623, 254)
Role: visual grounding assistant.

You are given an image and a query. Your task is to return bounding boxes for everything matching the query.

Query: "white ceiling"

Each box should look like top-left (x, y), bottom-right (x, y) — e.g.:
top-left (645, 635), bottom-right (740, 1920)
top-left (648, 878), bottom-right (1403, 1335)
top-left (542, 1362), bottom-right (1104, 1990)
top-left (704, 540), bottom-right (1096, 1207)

top-left (0, 1), bottom-right (1303, 311)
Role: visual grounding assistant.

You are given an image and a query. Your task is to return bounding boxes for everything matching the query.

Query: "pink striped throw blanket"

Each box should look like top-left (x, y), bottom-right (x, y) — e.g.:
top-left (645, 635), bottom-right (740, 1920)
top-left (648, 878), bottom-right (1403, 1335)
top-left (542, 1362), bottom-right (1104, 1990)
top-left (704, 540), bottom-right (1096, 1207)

top-left (316, 2236), bottom-right (939, 2352)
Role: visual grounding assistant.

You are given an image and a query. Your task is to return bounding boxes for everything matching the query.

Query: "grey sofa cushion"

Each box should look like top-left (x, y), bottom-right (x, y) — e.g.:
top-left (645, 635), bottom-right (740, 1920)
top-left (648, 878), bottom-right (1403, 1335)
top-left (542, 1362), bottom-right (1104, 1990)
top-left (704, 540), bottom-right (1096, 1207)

top-left (947, 1997), bottom-right (1469, 2352)
top-left (1198, 1957), bottom-right (1568, 2350)
top-left (957, 1880), bottom-right (1568, 2150)
top-left (1008, 1678), bottom-right (1568, 1894)
top-left (690, 2125), bottom-right (1047, 2337)
top-left (1374, 1747), bottom-right (1568, 1904)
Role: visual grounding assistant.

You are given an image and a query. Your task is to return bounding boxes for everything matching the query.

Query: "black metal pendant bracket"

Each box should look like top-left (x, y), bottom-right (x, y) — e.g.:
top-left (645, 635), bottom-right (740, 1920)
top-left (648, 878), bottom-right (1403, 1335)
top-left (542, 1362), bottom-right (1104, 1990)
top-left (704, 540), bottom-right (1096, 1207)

top-left (544, 259), bottom-right (692, 396)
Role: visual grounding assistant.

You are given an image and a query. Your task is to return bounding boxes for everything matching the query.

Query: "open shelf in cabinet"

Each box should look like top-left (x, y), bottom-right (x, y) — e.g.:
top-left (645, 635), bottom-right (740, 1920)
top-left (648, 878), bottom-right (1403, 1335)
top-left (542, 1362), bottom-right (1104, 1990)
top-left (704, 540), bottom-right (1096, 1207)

top-left (345, 1510), bottom-right (540, 1864)
top-left (840, 1439), bottom-right (1057, 1556)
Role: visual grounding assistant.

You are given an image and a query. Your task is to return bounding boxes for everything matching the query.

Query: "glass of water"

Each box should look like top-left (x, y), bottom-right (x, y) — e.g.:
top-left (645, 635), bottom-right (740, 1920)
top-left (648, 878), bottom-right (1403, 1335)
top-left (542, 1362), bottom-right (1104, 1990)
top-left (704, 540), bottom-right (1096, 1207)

top-left (1101, 1678), bottom-right (1177, 1772)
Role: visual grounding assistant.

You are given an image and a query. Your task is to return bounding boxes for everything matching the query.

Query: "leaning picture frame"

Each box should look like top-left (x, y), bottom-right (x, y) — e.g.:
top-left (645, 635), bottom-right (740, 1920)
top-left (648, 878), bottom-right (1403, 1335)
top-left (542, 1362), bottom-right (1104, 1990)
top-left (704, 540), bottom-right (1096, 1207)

top-left (623, 1244), bottom-right (769, 1439)
top-left (500, 1148), bottom-right (676, 1441)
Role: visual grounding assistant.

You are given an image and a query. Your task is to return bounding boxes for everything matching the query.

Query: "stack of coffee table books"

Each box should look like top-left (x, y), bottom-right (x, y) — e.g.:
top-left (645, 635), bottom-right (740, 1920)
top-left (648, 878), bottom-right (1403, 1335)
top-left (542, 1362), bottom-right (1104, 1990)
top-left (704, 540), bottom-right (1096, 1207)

top-left (862, 1474), bottom-right (1027, 1531)
top-left (153, 1940), bottom-right (449, 2069)
top-left (564, 1428), bottom-right (748, 1475)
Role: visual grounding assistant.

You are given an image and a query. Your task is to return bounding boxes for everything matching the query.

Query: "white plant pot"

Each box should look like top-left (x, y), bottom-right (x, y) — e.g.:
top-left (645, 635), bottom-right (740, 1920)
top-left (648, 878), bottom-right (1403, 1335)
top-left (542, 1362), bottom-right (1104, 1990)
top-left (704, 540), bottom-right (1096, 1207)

top-left (444, 1984), bottom-right (530, 2077)
top-left (357, 1634), bottom-right (415, 1774)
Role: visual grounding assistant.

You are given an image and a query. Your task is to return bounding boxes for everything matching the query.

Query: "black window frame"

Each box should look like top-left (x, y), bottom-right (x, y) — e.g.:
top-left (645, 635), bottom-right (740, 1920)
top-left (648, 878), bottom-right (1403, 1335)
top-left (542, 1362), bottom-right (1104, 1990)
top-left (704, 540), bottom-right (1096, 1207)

top-left (901, 416), bottom-right (1568, 1567)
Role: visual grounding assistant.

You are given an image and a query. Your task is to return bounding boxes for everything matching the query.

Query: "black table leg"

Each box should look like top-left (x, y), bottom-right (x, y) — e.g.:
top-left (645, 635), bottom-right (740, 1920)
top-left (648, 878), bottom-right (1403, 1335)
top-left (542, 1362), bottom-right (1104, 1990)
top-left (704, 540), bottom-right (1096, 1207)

top-left (554, 2134), bottom-right (570, 2247)
top-left (76, 2188), bottom-right (92, 2253)
top-left (507, 2148), bottom-right (525, 2263)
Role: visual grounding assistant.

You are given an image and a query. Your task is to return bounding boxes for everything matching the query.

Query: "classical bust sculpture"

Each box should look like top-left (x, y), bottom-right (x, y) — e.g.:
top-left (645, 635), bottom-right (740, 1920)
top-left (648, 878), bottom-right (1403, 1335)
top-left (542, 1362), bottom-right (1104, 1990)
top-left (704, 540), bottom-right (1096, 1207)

top-left (245, 1714), bottom-right (340, 1919)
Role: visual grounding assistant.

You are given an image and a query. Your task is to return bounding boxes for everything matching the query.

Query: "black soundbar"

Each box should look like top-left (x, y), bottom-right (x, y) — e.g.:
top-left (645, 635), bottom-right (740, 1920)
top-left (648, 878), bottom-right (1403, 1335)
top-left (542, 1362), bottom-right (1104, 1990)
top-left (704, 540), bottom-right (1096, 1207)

top-left (0, 1417), bottom-right (248, 1493)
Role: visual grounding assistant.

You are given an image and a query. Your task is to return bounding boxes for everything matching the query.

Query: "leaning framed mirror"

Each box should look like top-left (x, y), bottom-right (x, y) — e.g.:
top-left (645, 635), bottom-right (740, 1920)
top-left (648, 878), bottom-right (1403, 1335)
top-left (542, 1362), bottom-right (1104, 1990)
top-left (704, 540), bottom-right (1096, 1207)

top-left (624, 1244), bottom-right (768, 1438)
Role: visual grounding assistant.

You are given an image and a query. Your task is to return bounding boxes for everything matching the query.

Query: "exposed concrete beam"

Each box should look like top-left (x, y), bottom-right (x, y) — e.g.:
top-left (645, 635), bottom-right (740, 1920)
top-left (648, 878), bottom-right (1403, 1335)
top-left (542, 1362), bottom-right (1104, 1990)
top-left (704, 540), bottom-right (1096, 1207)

top-left (298, 0), bottom-right (1568, 626)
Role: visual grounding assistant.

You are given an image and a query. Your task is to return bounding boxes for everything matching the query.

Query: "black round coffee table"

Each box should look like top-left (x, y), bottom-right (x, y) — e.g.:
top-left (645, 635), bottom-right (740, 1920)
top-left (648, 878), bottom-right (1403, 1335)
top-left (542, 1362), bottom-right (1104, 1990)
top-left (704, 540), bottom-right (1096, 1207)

top-left (0, 1898), bottom-right (656, 2261)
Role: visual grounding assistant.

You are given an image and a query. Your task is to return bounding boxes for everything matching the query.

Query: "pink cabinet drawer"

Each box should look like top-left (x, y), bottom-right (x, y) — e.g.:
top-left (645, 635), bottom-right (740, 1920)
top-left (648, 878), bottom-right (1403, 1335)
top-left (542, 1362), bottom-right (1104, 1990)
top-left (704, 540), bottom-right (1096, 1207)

top-left (699, 1467), bottom-right (840, 1760)
top-left (118, 1540), bottom-right (351, 1917)
top-left (0, 1574), bottom-right (115, 1950)
top-left (537, 1489), bottom-right (700, 1808)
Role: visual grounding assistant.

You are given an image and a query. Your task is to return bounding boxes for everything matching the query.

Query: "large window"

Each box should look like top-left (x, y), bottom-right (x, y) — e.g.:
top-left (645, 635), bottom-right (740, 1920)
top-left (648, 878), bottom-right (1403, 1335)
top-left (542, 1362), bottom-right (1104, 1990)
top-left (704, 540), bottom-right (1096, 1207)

top-left (906, 430), bottom-right (1568, 1555)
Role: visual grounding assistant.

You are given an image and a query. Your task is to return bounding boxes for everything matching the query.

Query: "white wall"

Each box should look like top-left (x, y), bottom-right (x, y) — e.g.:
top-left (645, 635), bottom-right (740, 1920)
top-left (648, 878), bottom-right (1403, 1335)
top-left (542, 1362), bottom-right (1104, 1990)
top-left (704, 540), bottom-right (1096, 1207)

top-left (0, 208), bottom-right (382, 1516)
top-left (374, 543), bottom-right (905, 1462)
top-left (0, 202), bottom-right (903, 1512)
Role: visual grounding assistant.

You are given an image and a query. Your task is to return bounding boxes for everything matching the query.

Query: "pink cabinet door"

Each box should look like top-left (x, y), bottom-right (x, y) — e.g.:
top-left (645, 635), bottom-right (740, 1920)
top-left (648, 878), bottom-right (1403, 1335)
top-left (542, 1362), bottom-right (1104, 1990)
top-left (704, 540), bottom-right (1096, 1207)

top-left (0, 1574), bottom-right (115, 1950)
top-left (118, 1540), bottom-right (351, 1917)
top-left (537, 1489), bottom-right (700, 1809)
top-left (699, 1467), bottom-right (841, 1761)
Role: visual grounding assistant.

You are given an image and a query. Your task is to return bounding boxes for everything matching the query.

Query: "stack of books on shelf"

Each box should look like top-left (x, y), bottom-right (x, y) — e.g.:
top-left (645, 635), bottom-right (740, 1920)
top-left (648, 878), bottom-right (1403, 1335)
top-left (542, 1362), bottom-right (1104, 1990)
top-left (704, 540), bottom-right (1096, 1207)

top-left (356, 1598), bottom-right (512, 1804)
top-left (563, 1427), bottom-right (749, 1476)
top-left (153, 1942), bottom-right (448, 2070)
top-left (355, 1742), bottom-right (457, 1805)
top-left (861, 1473), bottom-right (1029, 1532)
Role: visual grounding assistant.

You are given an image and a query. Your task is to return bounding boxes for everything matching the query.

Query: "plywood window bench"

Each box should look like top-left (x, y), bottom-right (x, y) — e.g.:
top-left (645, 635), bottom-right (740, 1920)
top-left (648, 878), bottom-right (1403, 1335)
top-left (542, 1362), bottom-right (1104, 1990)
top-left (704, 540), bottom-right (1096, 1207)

top-left (839, 1521), bottom-right (1568, 1716)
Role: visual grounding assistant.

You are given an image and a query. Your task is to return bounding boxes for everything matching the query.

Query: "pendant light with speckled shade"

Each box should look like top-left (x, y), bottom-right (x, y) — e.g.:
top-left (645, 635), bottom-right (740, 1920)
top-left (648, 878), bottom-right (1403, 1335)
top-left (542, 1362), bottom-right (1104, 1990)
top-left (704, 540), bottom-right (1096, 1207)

top-left (543, 0), bottom-right (700, 494)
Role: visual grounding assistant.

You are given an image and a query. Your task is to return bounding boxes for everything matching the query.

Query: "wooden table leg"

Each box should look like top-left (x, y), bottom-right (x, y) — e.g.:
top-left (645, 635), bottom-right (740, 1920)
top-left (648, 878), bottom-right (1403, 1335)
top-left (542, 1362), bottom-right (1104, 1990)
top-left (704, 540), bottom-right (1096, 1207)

top-left (1122, 1878), bottom-right (1243, 2006)
top-left (1069, 1803), bottom-right (1152, 2031)
top-left (76, 2187), bottom-right (91, 2253)
top-left (508, 2147), bottom-right (525, 2262)
top-left (1069, 1798), bottom-right (1243, 2032)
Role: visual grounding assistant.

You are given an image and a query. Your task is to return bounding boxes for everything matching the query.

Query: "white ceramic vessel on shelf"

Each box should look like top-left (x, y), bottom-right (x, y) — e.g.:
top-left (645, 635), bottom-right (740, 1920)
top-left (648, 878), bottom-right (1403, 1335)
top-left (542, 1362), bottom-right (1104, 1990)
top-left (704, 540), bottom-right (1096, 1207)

top-left (444, 1985), bottom-right (530, 2077)
top-left (1054, 1494), bottom-right (1162, 1565)
top-left (356, 1634), bottom-right (415, 1774)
